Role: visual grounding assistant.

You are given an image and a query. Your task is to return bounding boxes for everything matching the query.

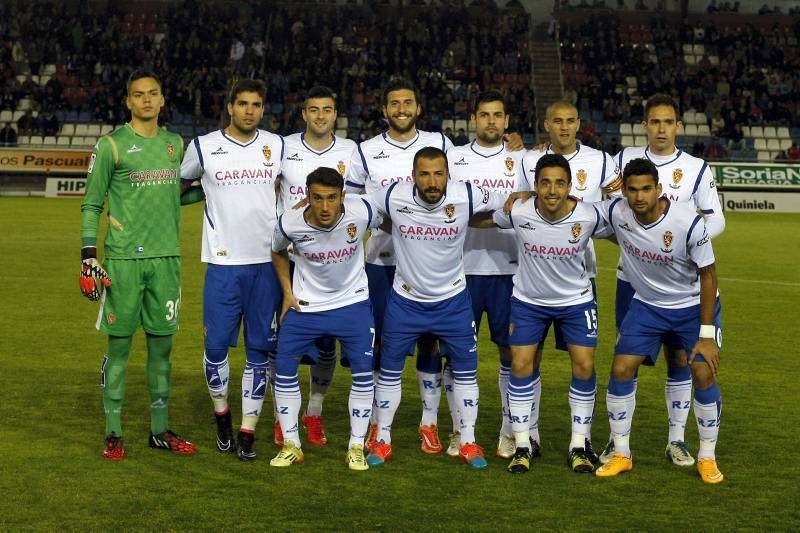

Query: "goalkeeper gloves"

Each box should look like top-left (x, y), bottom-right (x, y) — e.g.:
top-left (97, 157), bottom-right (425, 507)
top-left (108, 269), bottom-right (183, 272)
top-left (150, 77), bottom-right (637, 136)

top-left (80, 247), bottom-right (112, 301)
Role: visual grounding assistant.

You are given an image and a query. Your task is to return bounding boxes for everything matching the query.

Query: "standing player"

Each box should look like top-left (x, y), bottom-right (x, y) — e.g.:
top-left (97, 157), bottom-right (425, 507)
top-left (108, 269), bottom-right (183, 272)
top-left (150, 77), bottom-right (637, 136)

top-left (270, 167), bottom-right (381, 471)
top-left (365, 147), bottom-right (509, 469)
top-left (80, 69), bottom-right (196, 460)
top-left (278, 86), bottom-right (358, 447)
top-left (345, 79), bottom-right (454, 454)
top-left (600, 93), bottom-right (725, 466)
top-left (521, 100), bottom-right (620, 462)
top-left (181, 78), bottom-right (284, 461)
top-left (447, 89), bottom-right (526, 459)
top-left (595, 158), bottom-right (724, 484)
top-left (473, 154), bottom-right (608, 474)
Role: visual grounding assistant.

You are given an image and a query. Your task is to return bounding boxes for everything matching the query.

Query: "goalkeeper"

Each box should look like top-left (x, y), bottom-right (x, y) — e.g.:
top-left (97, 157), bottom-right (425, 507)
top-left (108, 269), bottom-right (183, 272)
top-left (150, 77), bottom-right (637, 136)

top-left (80, 69), bottom-right (196, 460)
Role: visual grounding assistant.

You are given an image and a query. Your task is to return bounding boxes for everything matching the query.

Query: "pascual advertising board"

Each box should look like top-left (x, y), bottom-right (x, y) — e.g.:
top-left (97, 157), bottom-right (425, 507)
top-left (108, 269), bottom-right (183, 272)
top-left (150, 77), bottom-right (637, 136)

top-left (0, 148), bottom-right (92, 174)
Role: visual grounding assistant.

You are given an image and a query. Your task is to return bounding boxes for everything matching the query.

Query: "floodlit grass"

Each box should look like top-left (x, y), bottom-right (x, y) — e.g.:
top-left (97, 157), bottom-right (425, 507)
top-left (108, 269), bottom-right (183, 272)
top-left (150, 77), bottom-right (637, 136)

top-left (1, 199), bottom-right (798, 530)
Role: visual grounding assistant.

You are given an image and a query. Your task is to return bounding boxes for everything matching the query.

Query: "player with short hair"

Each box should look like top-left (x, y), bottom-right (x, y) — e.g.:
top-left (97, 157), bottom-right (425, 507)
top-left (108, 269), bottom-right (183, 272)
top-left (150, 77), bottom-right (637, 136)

top-left (520, 100), bottom-right (620, 463)
top-left (181, 78), bottom-right (284, 461)
top-left (278, 85), bottom-right (358, 447)
top-left (599, 93), bottom-right (725, 466)
top-left (473, 154), bottom-right (609, 474)
top-left (80, 69), bottom-right (196, 460)
top-left (345, 78), bottom-right (455, 455)
top-left (365, 147), bottom-right (509, 469)
top-left (270, 167), bottom-right (382, 471)
top-left (595, 158), bottom-right (724, 484)
top-left (447, 89), bottom-right (527, 459)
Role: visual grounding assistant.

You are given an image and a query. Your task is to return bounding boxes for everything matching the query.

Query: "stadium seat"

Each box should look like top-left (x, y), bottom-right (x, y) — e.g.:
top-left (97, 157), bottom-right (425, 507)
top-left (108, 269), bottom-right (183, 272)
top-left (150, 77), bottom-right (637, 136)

top-left (74, 124), bottom-right (89, 136)
top-left (17, 98), bottom-right (32, 111)
top-left (625, 76), bottom-right (637, 87)
top-left (682, 44), bottom-right (693, 54)
top-left (780, 139), bottom-right (792, 150)
top-left (57, 136), bottom-right (70, 146)
top-left (441, 119), bottom-right (454, 131)
top-left (84, 136), bottom-right (98, 146)
top-left (59, 124), bottom-right (75, 136)
top-left (750, 126), bottom-right (764, 138)
top-left (18, 135), bottom-right (30, 145)
top-left (621, 135), bottom-right (635, 147)
top-left (763, 126), bottom-right (777, 139)
top-left (30, 135), bottom-right (43, 145)
top-left (697, 124), bottom-right (711, 136)
top-left (695, 112), bottom-right (708, 125)
top-left (454, 119), bottom-right (468, 132)
top-left (684, 124), bottom-right (698, 136)
top-left (693, 44), bottom-right (705, 55)
top-left (683, 111), bottom-right (696, 124)
top-left (619, 123), bottom-right (632, 135)
top-left (685, 54), bottom-right (696, 65)
top-left (754, 138), bottom-right (768, 151)
top-left (336, 116), bottom-right (348, 129)
top-left (709, 55), bottom-right (719, 66)
top-left (757, 151), bottom-right (770, 161)
top-left (634, 135), bottom-right (647, 146)
top-left (100, 124), bottom-right (113, 136)
top-left (42, 63), bottom-right (56, 76)
top-left (71, 136), bottom-right (86, 146)
top-left (742, 126), bottom-right (751, 137)
top-left (86, 124), bottom-right (101, 136)
top-left (43, 136), bottom-right (56, 145)
top-left (767, 139), bottom-right (781, 151)
top-left (632, 123), bottom-right (645, 135)
top-left (777, 127), bottom-right (790, 139)
top-left (0, 110), bottom-right (12, 123)
top-left (335, 128), bottom-right (347, 138)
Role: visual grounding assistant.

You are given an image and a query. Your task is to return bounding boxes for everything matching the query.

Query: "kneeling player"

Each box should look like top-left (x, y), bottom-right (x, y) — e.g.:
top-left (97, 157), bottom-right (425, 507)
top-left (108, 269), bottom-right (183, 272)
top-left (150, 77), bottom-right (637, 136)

top-left (270, 167), bottom-right (381, 470)
top-left (595, 158), bottom-right (724, 484)
top-left (475, 154), bottom-right (607, 474)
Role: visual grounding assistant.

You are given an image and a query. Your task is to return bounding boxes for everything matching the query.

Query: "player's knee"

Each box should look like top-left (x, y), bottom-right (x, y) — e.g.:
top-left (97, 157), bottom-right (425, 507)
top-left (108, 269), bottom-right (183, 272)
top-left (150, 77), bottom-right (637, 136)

top-left (611, 357), bottom-right (637, 381)
top-left (690, 362), bottom-right (715, 389)
top-left (204, 348), bottom-right (228, 364)
top-left (571, 358), bottom-right (594, 380)
top-left (510, 356), bottom-right (533, 378)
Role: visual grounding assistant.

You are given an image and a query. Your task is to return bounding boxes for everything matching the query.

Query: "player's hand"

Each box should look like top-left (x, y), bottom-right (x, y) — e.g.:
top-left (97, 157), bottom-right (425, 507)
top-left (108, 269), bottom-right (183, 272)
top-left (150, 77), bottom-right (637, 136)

top-left (292, 197), bottom-right (309, 210)
top-left (80, 258), bottom-right (112, 301)
top-left (689, 338), bottom-right (720, 376)
top-left (504, 132), bottom-right (524, 151)
top-left (503, 191), bottom-right (534, 214)
top-left (280, 294), bottom-right (302, 322)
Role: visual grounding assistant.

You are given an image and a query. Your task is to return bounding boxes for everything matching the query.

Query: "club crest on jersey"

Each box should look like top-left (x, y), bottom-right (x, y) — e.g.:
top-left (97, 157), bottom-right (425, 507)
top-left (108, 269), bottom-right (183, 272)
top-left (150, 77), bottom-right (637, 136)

top-left (576, 169), bottom-right (587, 191)
top-left (670, 168), bottom-right (683, 189)
top-left (337, 160), bottom-right (346, 176)
top-left (444, 203), bottom-right (456, 223)
top-left (165, 142), bottom-right (176, 162)
top-left (345, 223), bottom-right (358, 243)
top-left (402, 282), bottom-right (412, 293)
top-left (568, 223), bottom-right (582, 243)
top-left (661, 230), bottom-right (674, 252)
top-left (262, 145), bottom-right (274, 167)
top-left (505, 157), bottom-right (515, 173)
top-left (107, 312), bottom-right (116, 325)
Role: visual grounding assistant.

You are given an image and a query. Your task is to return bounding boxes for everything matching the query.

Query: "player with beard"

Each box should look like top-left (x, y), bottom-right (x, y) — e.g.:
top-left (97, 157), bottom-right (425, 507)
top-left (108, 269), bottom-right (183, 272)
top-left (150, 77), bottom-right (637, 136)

top-left (181, 78), bottom-right (284, 461)
top-left (446, 90), bottom-right (527, 459)
top-left (276, 86), bottom-right (358, 448)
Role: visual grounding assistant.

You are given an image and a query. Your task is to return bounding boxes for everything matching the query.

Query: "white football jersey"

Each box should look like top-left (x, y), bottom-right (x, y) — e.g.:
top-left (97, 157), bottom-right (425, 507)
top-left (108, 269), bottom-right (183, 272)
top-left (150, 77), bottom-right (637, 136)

top-left (345, 130), bottom-right (454, 266)
top-left (523, 143), bottom-right (620, 278)
top-left (615, 146), bottom-right (724, 281)
top-left (272, 196), bottom-right (381, 312)
top-left (448, 141), bottom-right (525, 276)
top-left (599, 197), bottom-right (715, 309)
top-left (368, 181), bottom-right (505, 303)
top-left (181, 129), bottom-right (283, 264)
top-left (279, 133), bottom-right (357, 213)
top-left (494, 199), bottom-right (607, 307)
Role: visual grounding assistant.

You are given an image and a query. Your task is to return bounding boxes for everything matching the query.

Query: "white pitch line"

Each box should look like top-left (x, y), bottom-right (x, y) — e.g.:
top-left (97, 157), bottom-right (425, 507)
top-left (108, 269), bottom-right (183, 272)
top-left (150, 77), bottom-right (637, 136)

top-left (596, 267), bottom-right (800, 287)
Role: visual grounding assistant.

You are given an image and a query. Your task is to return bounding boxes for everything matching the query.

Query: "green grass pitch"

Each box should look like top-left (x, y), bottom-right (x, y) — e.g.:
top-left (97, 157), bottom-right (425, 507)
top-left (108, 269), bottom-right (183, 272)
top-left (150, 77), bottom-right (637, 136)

top-left (1, 198), bottom-right (798, 530)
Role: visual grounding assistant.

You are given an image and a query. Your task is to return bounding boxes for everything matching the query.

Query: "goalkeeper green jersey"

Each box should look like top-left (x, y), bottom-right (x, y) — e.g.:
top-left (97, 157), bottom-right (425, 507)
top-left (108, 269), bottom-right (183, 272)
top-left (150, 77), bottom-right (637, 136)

top-left (81, 124), bottom-right (184, 259)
